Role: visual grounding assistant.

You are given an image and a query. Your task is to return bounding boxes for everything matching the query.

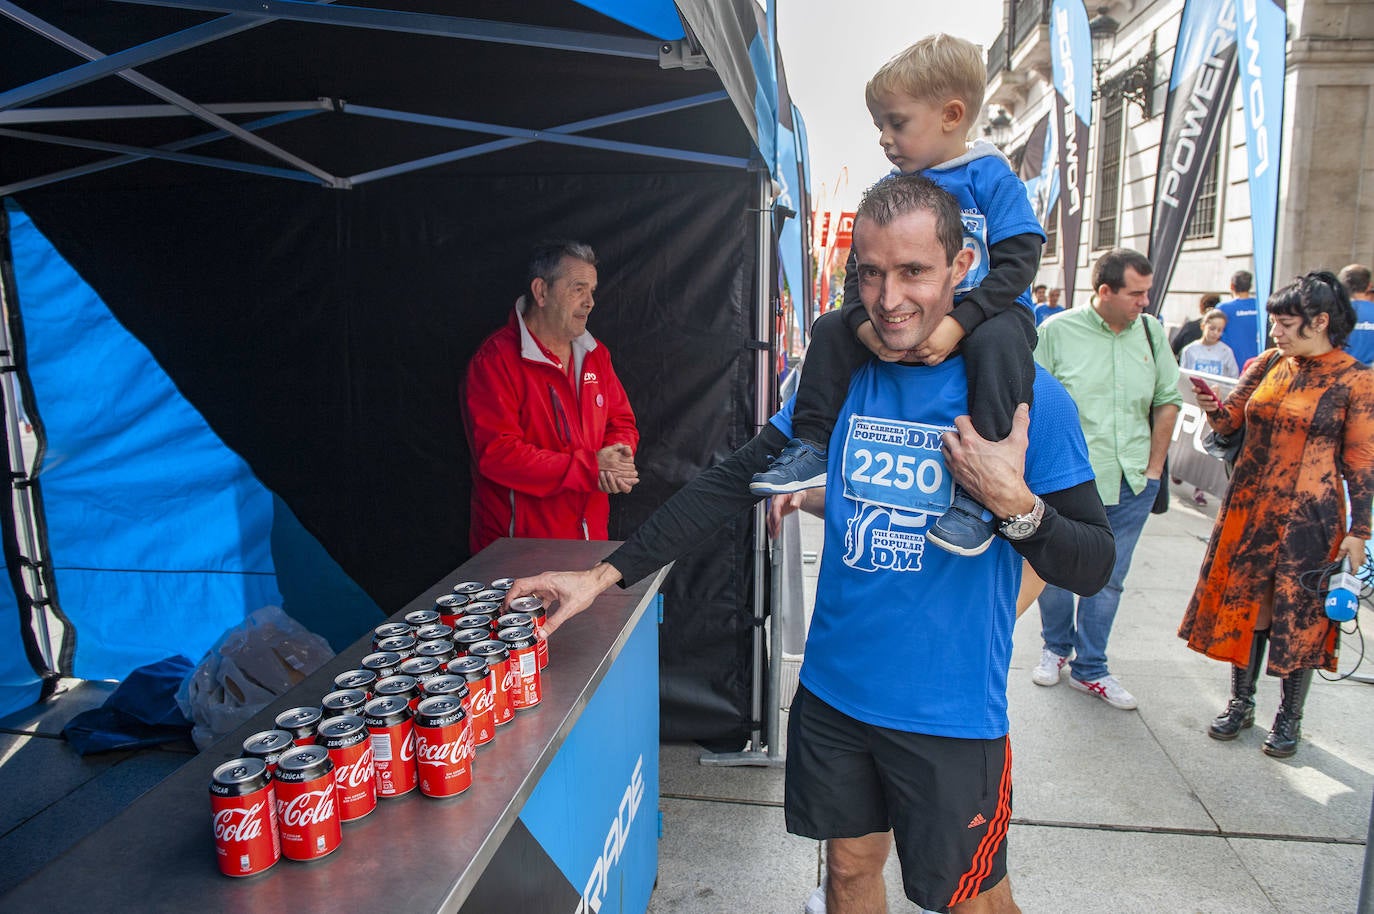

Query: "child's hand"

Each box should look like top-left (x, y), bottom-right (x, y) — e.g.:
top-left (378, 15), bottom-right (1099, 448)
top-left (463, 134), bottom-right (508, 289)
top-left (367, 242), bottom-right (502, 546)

top-left (856, 320), bottom-right (908, 362)
top-left (913, 316), bottom-right (965, 366)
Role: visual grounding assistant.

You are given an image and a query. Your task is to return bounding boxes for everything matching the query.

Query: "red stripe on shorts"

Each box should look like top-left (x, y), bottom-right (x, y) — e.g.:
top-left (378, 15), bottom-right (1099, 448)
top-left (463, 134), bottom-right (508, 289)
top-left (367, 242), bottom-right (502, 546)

top-left (948, 738), bottom-right (1013, 907)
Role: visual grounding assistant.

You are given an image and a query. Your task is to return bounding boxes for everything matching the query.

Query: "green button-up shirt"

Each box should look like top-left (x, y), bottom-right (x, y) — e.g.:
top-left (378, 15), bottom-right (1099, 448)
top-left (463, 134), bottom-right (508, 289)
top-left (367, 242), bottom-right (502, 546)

top-left (1035, 306), bottom-right (1183, 505)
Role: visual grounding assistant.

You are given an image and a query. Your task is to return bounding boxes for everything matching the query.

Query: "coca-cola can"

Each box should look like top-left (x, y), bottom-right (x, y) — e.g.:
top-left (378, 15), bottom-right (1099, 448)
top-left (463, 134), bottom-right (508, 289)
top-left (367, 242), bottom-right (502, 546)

top-left (404, 608), bottom-right (441, 628)
top-left (374, 633), bottom-right (417, 660)
top-left (468, 640), bottom-right (515, 726)
top-left (242, 729), bottom-right (295, 773)
top-left (453, 612), bottom-right (496, 634)
top-left (445, 656), bottom-right (496, 746)
top-left (372, 621), bottom-right (413, 649)
top-left (210, 757), bottom-right (280, 877)
top-left (399, 655), bottom-right (443, 684)
top-left (495, 611), bottom-right (533, 632)
top-left (489, 577), bottom-right (515, 591)
top-left (452, 580), bottom-right (485, 595)
top-left (498, 626), bottom-right (542, 710)
top-left (274, 707), bottom-right (323, 747)
top-left (414, 696), bottom-right (475, 798)
top-left (418, 673), bottom-right (469, 705)
top-left (333, 668), bottom-right (378, 697)
top-left (321, 688), bottom-right (369, 720)
top-left (415, 638), bottom-right (457, 665)
top-left (375, 673), bottom-right (421, 712)
top-left (360, 650), bottom-right (403, 681)
top-left (414, 622), bottom-right (454, 644)
top-left (316, 714), bottom-right (377, 822)
top-left (473, 588), bottom-right (506, 604)
top-left (510, 595), bottom-right (550, 669)
top-left (273, 745), bottom-right (342, 861)
top-left (451, 628), bottom-right (490, 656)
top-left (435, 593), bottom-right (469, 626)
top-left (363, 695), bottom-right (418, 797)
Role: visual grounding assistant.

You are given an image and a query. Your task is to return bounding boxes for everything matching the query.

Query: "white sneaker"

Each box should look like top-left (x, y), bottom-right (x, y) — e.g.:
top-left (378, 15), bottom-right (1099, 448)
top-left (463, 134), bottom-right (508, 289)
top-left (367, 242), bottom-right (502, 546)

top-left (804, 885), bottom-right (826, 914)
top-left (1069, 674), bottom-right (1138, 710)
top-left (1031, 648), bottom-right (1071, 686)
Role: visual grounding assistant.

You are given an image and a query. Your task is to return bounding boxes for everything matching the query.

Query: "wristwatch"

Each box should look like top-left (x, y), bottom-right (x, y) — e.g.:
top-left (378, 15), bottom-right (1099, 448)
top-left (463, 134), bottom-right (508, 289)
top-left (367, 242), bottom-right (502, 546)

top-left (999, 495), bottom-right (1045, 540)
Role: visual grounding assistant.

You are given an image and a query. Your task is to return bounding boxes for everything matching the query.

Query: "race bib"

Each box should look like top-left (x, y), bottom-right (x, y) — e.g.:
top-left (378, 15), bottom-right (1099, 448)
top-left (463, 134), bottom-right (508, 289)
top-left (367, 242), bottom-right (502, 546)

top-left (841, 415), bottom-right (955, 515)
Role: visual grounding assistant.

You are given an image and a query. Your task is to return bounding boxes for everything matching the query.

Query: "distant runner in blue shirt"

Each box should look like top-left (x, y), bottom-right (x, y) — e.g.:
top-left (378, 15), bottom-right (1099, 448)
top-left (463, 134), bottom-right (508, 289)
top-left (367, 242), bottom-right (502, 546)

top-left (1340, 264), bottom-right (1374, 364)
top-left (1219, 269), bottom-right (1261, 365)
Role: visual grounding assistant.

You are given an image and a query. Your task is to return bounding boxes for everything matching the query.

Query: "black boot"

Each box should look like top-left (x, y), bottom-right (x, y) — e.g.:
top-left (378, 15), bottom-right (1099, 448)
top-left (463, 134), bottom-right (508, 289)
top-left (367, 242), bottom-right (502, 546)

top-left (1208, 630), bottom-right (1268, 741)
top-left (1262, 669), bottom-right (1314, 758)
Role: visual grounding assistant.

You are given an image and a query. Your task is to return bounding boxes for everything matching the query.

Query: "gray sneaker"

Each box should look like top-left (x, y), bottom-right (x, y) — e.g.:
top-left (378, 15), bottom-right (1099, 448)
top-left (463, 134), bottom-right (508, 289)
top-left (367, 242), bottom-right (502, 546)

top-left (804, 885), bottom-right (825, 914)
top-left (1069, 673), bottom-right (1138, 710)
top-left (1031, 648), bottom-right (1071, 686)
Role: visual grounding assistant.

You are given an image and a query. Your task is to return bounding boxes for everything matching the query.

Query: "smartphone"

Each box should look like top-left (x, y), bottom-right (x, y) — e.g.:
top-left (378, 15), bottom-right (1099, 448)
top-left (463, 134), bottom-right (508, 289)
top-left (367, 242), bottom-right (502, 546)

top-left (1188, 376), bottom-right (1219, 400)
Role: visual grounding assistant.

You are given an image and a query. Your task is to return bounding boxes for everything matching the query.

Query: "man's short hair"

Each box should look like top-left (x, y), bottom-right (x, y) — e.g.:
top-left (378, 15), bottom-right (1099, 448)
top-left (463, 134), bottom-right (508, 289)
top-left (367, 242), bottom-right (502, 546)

top-left (1339, 263), bottom-right (1372, 295)
top-left (1202, 308), bottom-right (1227, 325)
top-left (1230, 270), bottom-right (1253, 294)
top-left (1267, 271), bottom-right (1357, 347)
top-left (1200, 292), bottom-right (1223, 312)
top-left (1033, 284), bottom-right (1048, 293)
top-left (1091, 248), bottom-right (1153, 292)
top-left (528, 241), bottom-right (597, 287)
top-left (854, 175), bottom-right (964, 264)
top-left (865, 34), bottom-right (986, 125)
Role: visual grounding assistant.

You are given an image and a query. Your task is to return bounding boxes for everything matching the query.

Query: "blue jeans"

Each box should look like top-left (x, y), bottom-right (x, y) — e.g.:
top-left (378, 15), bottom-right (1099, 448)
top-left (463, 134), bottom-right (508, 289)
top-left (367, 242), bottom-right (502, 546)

top-left (1039, 477), bottom-right (1159, 682)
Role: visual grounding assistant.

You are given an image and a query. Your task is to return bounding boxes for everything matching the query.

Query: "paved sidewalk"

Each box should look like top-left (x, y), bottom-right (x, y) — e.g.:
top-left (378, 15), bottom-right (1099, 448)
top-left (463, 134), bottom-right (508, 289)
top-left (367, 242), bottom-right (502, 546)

top-left (649, 483), bottom-right (1374, 913)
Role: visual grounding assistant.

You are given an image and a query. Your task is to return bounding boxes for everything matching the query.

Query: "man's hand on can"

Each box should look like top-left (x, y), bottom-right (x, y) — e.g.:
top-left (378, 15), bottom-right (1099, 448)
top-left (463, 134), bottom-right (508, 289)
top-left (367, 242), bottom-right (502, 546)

top-left (506, 562), bottom-right (624, 638)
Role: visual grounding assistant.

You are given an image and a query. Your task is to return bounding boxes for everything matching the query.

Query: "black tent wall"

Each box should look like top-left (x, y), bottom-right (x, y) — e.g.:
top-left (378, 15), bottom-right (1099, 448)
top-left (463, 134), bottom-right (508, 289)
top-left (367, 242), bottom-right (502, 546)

top-left (15, 166), bottom-right (764, 742)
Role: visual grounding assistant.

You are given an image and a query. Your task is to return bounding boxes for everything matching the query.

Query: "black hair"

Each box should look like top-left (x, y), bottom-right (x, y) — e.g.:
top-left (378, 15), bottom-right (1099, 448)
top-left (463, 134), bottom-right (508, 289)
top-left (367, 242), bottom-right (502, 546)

top-left (854, 175), bottom-right (964, 264)
top-left (1091, 248), bottom-right (1153, 292)
top-left (1231, 270), bottom-right (1253, 294)
top-left (1266, 271), bottom-right (1356, 347)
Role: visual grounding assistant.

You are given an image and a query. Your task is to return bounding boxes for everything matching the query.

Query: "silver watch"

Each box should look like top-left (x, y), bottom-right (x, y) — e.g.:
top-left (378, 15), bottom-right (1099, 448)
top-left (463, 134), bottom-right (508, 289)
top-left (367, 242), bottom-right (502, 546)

top-left (999, 495), bottom-right (1045, 540)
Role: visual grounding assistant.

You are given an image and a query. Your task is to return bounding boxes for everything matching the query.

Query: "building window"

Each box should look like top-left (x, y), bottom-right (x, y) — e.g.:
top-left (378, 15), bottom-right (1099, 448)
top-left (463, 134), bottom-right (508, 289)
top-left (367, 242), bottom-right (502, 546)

top-left (1093, 92), bottom-right (1125, 250)
top-left (1184, 133), bottom-right (1222, 241)
top-left (1044, 199), bottom-right (1058, 260)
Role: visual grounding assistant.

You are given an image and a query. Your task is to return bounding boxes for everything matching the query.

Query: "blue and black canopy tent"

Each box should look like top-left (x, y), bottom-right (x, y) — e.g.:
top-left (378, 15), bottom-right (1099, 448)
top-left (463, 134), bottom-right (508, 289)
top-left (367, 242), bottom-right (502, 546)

top-left (0, 0), bottom-right (813, 749)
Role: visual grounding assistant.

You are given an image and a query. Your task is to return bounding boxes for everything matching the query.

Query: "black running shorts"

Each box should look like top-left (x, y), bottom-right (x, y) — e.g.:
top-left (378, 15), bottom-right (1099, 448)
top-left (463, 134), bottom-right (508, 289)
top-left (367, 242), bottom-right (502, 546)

top-left (785, 685), bottom-right (1012, 912)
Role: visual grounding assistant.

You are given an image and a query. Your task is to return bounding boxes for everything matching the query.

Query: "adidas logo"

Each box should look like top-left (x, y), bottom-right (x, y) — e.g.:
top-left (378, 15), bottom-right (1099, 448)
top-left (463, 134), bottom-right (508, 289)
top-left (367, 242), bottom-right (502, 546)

top-left (967, 813), bottom-right (987, 829)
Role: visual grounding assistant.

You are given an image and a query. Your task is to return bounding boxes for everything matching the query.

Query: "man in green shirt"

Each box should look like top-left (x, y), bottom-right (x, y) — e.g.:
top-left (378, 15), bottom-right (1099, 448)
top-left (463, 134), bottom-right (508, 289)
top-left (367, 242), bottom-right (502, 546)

top-left (1031, 248), bottom-right (1182, 710)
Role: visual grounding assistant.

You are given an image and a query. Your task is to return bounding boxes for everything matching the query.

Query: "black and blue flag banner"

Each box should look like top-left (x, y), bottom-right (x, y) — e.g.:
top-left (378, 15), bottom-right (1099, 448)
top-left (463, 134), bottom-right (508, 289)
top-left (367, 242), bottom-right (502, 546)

top-left (1018, 112), bottom-right (1059, 232)
top-left (1147, 0), bottom-right (1241, 312)
top-left (1051, 0), bottom-right (1092, 309)
top-left (1237, 0), bottom-right (1286, 350)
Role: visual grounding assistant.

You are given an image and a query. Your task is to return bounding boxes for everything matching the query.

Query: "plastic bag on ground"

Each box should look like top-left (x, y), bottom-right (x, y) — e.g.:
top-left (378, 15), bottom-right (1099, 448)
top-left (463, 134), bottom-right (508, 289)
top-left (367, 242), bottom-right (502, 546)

top-left (176, 605), bottom-right (334, 750)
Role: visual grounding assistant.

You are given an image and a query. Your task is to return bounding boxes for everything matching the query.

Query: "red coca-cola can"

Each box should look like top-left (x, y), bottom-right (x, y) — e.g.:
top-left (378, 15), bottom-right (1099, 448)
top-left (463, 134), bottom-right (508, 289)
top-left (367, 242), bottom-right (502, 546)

top-left (363, 695), bottom-right (418, 797)
top-left (375, 673), bottom-right (421, 712)
top-left (273, 745), bottom-right (342, 861)
top-left (321, 688), bottom-right (369, 720)
top-left (445, 656), bottom-right (496, 746)
top-left (418, 672), bottom-right (469, 705)
top-left (451, 628), bottom-right (489, 656)
top-left (210, 757), bottom-right (280, 877)
top-left (452, 580), bottom-right (485, 596)
top-left (510, 595), bottom-right (549, 670)
top-left (468, 640), bottom-right (515, 726)
top-left (374, 633), bottom-right (417, 660)
top-left (498, 626), bottom-right (542, 710)
top-left (414, 696), bottom-right (475, 798)
top-left (399, 655), bottom-right (443, 685)
top-left (316, 714), bottom-right (377, 822)
top-left (415, 622), bottom-right (454, 644)
top-left (274, 707), bottom-right (323, 747)
top-left (489, 577), bottom-right (515, 591)
top-left (404, 608), bottom-right (441, 628)
top-left (242, 729), bottom-right (295, 773)
top-left (372, 621), bottom-right (413, 649)
top-left (333, 667), bottom-right (378, 697)
top-left (454, 612), bottom-right (496, 635)
top-left (360, 650), bottom-right (403, 681)
top-left (495, 612), bottom-right (533, 632)
top-left (415, 638), bottom-right (457, 665)
top-left (473, 588), bottom-right (506, 604)
top-left (435, 593), bottom-right (469, 626)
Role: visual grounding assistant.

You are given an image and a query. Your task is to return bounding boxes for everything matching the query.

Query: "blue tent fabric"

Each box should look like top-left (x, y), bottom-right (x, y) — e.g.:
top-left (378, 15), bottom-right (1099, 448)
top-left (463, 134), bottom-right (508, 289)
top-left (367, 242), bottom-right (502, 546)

top-left (6, 202), bottom-right (284, 683)
top-left (574, 0), bottom-right (685, 40)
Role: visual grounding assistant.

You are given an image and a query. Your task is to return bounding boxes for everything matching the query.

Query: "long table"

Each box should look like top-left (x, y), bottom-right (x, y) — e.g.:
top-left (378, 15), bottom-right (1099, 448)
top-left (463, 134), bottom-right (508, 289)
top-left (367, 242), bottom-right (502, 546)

top-left (4, 538), bottom-right (668, 914)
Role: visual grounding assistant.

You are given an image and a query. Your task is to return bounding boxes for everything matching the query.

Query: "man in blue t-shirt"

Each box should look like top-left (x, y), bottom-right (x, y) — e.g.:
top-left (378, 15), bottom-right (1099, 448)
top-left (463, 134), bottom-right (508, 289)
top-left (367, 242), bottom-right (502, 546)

top-left (507, 177), bottom-right (1112, 914)
top-left (1340, 264), bottom-right (1374, 364)
top-left (1219, 269), bottom-right (1261, 365)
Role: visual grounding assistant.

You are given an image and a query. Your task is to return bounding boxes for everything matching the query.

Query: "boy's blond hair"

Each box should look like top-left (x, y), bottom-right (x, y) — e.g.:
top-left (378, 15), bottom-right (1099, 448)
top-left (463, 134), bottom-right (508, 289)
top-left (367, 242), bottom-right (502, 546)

top-left (865, 34), bottom-right (986, 121)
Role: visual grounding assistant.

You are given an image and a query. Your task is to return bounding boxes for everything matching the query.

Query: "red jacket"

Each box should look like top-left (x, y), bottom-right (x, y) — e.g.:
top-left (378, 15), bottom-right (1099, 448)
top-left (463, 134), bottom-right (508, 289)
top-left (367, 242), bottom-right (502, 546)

top-left (463, 302), bottom-right (639, 552)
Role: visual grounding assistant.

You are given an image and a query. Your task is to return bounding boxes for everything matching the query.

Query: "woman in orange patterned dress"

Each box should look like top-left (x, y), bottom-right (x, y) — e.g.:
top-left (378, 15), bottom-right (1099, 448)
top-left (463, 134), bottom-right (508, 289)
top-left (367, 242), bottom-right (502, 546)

top-left (1180, 272), bottom-right (1374, 758)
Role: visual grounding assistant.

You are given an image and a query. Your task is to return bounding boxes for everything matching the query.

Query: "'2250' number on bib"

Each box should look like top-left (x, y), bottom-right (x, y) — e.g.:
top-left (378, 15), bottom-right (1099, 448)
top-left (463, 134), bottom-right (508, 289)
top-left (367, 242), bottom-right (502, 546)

top-left (850, 450), bottom-right (944, 494)
top-left (842, 417), bottom-right (954, 515)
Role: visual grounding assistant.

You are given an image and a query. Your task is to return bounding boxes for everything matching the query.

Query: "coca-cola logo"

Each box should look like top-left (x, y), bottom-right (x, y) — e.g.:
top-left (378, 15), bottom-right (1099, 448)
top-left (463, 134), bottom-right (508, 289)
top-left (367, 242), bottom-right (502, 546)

top-left (213, 802), bottom-right (266, 843)
top-left (501, 669), bottom-right (515, 692)
top-left (399, 729), bottom-right (415, 762)
top-left (278, 789), bottom-right (335, 828)
top-left (416, 730), bottom-right (473, 767)
top-left (334, 745), bottom-right (375, 789)
top-left (470, 687), bottom-right (495, 716)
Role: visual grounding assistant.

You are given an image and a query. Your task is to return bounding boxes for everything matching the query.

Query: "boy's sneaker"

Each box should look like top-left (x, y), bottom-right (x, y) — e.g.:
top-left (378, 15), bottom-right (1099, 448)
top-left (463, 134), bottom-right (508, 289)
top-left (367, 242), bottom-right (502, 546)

top-left (750, 439), bottom-right (828, 495)
top-left (804, 885), bottom-right (826, 914)
top-left (1031, 648), bottom-right (1071, 686)
top-left (925, 488), bottom-right (997, 556)
top-left (1068, 674), bottom-right (1138, 710)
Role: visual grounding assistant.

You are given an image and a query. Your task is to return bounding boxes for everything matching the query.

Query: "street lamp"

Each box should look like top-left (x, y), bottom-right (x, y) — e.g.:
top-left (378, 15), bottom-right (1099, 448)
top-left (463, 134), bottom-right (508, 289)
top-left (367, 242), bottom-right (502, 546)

top-left (1087, 5), bottom-right (1155, 119)
top-left (982, 106), bottom-right (1013, 150)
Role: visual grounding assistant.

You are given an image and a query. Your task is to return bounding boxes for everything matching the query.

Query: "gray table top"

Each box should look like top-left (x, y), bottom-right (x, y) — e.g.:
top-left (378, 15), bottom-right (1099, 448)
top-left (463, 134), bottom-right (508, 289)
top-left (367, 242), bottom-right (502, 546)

top-left (2, 538), bottom-right (667, 914)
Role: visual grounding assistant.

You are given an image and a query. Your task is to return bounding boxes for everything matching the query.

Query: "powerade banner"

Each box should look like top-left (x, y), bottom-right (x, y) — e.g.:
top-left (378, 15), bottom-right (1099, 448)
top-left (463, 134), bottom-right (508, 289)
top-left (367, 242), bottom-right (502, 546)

top-left (1051, 0), bottom-right (1092, 309)
top-left (1147, 0), bottom-right (1241, 313)
top-left (1236, 0), bottom-right (1286, 352)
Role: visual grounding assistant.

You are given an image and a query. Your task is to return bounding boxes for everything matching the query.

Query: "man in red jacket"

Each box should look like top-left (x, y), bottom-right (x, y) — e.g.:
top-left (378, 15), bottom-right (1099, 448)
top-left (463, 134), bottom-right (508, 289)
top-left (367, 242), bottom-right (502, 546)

top-left (463, 241), bottom-right (640, 553)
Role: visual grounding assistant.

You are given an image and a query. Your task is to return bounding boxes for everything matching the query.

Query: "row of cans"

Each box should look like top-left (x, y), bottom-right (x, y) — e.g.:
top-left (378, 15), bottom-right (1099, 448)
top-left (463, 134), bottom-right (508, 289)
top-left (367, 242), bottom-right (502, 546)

top-left (210, 581), bottom-right (546, 878)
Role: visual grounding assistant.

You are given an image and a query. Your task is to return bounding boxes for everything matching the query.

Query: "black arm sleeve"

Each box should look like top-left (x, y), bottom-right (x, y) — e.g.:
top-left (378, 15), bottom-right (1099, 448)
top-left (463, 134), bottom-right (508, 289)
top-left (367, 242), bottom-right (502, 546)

top-left (839, 247), bottom-right (866, 335)
top-left (605, 425), bottom-right (789, 586)
top-left (1009, 479), bottom-right (1114, 595)
top-left (949, 232), bottom-right (1044, 335)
